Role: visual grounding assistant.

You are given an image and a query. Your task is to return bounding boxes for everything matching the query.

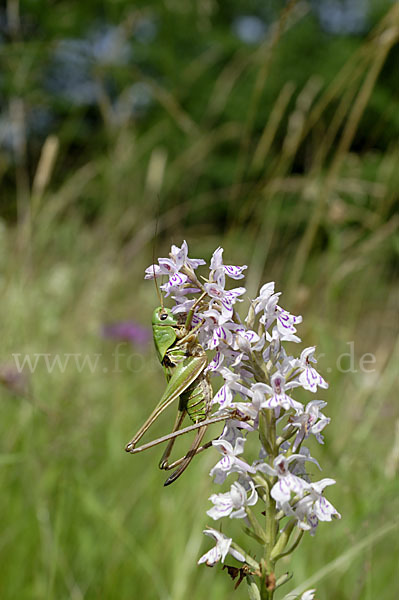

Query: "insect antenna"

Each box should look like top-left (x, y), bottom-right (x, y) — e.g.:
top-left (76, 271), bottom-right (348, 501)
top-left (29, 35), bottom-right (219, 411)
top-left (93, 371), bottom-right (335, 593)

top-left (152, 208), bottom-right (164, 309)
top-left (153, 264), bottom-right (164, 309)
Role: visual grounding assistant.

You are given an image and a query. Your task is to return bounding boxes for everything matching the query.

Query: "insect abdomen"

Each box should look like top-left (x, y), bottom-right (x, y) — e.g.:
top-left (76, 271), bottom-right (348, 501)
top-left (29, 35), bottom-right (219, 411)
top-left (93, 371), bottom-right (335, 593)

top-left (180, 373), bottom-right (212, 423)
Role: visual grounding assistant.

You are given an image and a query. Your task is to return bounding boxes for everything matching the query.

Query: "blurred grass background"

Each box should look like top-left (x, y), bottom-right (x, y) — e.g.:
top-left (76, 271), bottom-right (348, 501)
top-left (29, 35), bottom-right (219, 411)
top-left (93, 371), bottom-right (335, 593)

top-left (0, 1), bottom-right (398, 598)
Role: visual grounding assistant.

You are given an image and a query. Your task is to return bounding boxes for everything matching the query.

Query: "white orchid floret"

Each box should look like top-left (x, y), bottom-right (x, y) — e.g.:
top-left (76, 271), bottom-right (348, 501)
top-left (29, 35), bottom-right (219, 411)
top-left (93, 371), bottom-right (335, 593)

top-left (299, 346), bottom-right (318, 365)
top-left (230, 401), bottom-right (259, 427)
top-left (231, 327), bottom-right (260, 352)
top-left (205, 345), bottom-right (247, 376)
top-left (212, 368), bottom-right (251, 410)
top-left (170, 240), bottom-right (206, 271)
top-left (144, 253), bottom-right (178, 279)
top-left (205, 351), bottom-right (225, 373)
top-left (266, 323), bottom-right (301, 344)
top-left (210, 247), bottom-right (248, 287)
top-left (144, 260), bottom-right (185, 281)
top-left (205, 282), bottom-right (246, 320)
top-left (286, 400), bottom-right (331, 451)
top-left (207, 478), bottom-right (258, 520)
top-left (160, 272), bottom-right (190, 297)
top-left (211, 381), bottom-right (234, 410)
top-left (250, 383), bottom-right (268, 414)
top-left (262, 327), bottom-right (283, 362)
top-left (218, 420), bottom-right (247, 445)
top-left (276, 308), bottom-right (302, 338)
top-left (289, 478), bottom-right (341, 534)
top-left (197, 310), bottom-right (226, 350)
top-left (170, 297), bottom-right (196, 314)
top-left (198, 528), bottom-right (246, 566)
top-left (253, 282), bottom-right (276, 314)
top-left (251, 374), bottom-right (303, 415)
top-left (271, 455), bottom-right (310, 504)
top-left (199, 307), bottom-right (222, 331)
top-left (310, 479), bottom-right (341, 521)
top-left (276, 347), bottom-right (328, 394)
top-left (257, 454), bottom-right (317, 508)
top-left (206, 320), bottom-right (260, 355)
top-left (250, 332), bottom-right (266, 352)
top-left (296, 347), bottom-right (329, 392)
top-left (207, 321), bottom-right (240, 350)
top-left (144, 240), bottom-right (205, 281)
top-left (210, 436), bottom-right (256, 484)
top-left (205, 302), bottom-right (236, 326)
top-left (258, 290), bottom-right (302, 342)
top-left (171, 284), bottom-right (201, 299)
top-left (300, 590), bottom-right (317, 600)
top-left (290, 446), bottom-right (321, 476)
top-left (259, 294), bottom-right (281, 327)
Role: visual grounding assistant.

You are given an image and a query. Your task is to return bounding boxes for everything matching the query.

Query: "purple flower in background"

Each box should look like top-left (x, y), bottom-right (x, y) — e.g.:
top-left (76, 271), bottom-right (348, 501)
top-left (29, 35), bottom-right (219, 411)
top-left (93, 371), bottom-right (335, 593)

top-left (0, 364), bottom-right (30, 397)
top-left (102, 321), bottom-right (151, 346)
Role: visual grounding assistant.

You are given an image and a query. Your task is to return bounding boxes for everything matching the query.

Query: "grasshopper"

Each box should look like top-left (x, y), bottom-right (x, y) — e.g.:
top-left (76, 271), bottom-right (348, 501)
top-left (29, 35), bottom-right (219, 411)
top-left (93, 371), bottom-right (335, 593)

top-left (125, 299), bottom-right (229, 486)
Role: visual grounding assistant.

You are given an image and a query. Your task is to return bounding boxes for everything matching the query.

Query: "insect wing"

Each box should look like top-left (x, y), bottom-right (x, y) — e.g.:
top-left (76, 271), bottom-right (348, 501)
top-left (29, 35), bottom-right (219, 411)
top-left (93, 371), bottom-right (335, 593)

top-left (158, 354), bottom-right (207, 408)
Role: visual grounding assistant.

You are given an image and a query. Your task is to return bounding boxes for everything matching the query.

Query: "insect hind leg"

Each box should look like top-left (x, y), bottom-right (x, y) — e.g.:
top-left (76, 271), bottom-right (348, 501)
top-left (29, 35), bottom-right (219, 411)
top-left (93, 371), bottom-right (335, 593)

top-left (163, 425), bottom-right (210, 486)
top-left (158, 410), bottom-right (185, 470)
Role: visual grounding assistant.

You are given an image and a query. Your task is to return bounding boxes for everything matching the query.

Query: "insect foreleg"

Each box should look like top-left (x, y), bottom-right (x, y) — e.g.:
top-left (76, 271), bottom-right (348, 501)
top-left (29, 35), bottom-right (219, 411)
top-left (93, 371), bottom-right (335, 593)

top-left (175, 319), bottom-right (204, 346)
top-left (183, 291), bottom-right (207, 332)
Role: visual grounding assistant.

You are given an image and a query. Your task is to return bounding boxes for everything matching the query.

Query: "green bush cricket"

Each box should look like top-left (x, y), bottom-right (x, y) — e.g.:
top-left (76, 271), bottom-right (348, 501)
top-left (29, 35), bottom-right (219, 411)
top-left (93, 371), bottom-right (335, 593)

top-left (125, 293), bottom-right (230, 486)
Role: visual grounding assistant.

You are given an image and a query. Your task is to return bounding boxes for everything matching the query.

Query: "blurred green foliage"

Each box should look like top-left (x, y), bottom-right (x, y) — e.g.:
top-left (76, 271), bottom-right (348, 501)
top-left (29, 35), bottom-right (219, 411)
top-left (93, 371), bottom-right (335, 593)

top-left (0, 1), bottom-right (398, 599)
top-left (1, 0), bottom-right (398, 219)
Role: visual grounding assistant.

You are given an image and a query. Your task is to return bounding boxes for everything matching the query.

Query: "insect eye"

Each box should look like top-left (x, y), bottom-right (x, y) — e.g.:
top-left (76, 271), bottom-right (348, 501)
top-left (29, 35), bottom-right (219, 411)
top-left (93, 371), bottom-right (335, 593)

top-left (160, 313), bottom-right (168, 321)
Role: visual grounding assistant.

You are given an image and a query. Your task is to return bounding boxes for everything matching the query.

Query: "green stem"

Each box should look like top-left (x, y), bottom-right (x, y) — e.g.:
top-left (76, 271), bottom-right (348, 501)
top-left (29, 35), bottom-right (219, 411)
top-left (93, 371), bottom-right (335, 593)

top-left (261, 495), bottom-right (277, 599)
top-left (259, 408), bottom-right (278, 600)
